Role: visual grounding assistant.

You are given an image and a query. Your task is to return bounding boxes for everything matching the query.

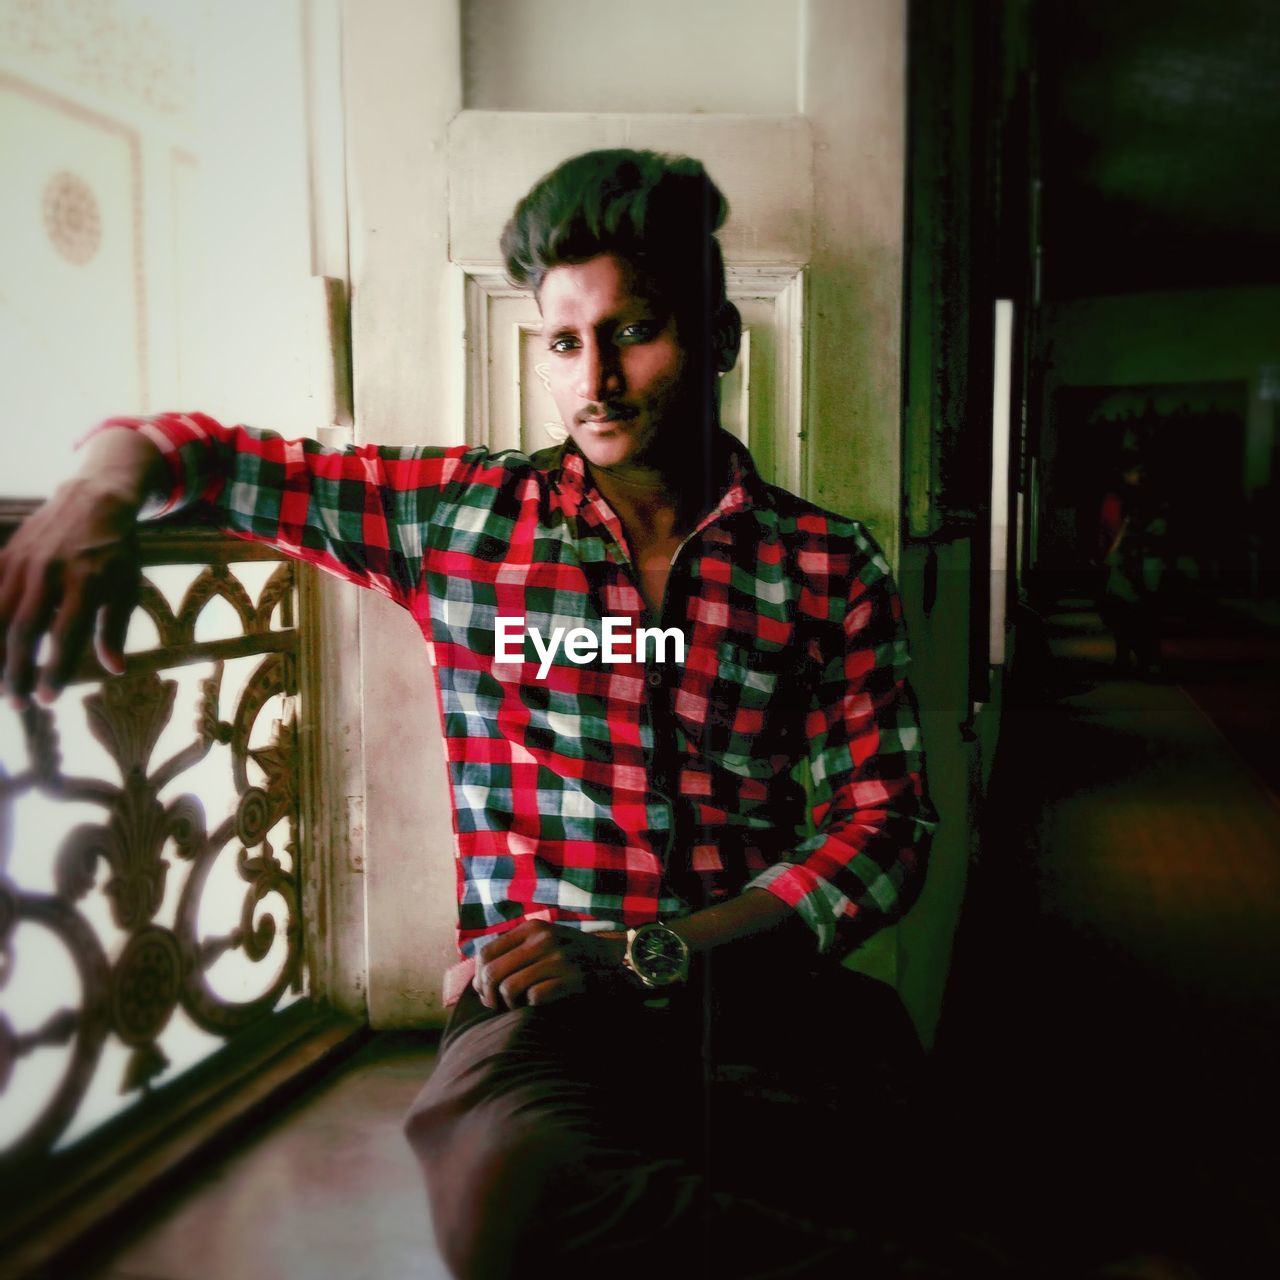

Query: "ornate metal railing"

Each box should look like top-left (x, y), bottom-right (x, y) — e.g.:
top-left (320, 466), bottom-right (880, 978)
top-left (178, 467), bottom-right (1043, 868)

top-left (0, 508), bottom-right (307, 1189)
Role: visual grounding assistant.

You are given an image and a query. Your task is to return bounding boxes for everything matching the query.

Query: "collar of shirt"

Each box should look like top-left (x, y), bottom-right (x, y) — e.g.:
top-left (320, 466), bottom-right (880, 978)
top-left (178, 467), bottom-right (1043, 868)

top-left (534, 428), bottom-right (773, 542)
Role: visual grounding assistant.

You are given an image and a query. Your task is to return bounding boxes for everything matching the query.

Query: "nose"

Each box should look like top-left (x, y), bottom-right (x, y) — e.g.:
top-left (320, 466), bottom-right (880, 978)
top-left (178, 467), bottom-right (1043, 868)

top-left (574, 338), bottom-right (622, 403)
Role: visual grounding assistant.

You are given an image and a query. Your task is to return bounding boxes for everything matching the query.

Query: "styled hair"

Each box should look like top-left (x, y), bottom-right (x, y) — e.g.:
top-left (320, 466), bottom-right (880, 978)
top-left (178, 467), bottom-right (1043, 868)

top-left (500, 149), bottom-right (730, 328)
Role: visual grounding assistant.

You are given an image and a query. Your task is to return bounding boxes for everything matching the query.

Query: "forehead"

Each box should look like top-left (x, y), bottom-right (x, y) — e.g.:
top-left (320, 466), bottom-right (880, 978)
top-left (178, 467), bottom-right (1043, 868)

top-left (538, 254), bottom-right (660, 324)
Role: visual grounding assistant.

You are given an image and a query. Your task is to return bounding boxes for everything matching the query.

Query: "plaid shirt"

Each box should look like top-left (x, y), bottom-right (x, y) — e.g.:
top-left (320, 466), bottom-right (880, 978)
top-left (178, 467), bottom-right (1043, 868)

top-left (110, 412), bottom-right (935, 962)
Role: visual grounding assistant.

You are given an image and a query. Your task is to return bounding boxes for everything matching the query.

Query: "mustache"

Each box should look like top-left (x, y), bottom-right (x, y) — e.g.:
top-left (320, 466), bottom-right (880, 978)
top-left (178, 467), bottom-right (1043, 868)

top-left (576, 402), bottom-right (637, 423)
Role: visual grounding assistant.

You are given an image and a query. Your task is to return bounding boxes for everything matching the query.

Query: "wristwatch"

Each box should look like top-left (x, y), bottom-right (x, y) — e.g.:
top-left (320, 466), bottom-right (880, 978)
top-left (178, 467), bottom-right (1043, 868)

top-left (623, 921), bottom-right (691, 989)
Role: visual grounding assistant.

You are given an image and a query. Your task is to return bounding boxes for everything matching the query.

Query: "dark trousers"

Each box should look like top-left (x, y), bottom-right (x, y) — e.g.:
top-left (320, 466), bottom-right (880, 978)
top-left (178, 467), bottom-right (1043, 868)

top-left (1100, 593), bottom-right (1161, 671)
top-left (403, 951), bottom-right (927, 1279)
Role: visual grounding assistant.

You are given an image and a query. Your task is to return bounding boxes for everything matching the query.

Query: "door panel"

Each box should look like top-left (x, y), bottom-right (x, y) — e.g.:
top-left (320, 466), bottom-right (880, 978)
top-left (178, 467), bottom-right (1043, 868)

top-left (464, 265), bottom-right (805, 493)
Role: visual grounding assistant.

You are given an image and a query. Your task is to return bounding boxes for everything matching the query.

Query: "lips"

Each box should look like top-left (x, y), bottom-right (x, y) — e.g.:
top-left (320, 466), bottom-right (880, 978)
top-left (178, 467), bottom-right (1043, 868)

top-left (577, 404), bottom-right (637, 425)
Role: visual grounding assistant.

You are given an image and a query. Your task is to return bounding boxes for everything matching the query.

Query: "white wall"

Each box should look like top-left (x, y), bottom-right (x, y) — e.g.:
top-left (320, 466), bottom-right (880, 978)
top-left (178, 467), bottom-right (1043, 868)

top-left (462, 0), bottom-right (801, 115)
top-left (0, 0), bottom-right (322, 497)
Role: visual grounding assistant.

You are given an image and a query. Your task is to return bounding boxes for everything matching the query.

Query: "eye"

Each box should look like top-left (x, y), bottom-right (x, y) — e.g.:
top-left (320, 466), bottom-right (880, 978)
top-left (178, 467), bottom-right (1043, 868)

top-left (618, 321), bottom-right (658, 344)
top-left (548, 334), bottom-right (579, 354)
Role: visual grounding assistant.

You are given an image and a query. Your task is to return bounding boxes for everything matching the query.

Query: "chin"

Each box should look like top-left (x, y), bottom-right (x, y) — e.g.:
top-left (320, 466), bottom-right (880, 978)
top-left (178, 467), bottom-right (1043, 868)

top-left (569, 423), bottom-right (650, 469)
top-left (577, 440), bottom-right (636, 469)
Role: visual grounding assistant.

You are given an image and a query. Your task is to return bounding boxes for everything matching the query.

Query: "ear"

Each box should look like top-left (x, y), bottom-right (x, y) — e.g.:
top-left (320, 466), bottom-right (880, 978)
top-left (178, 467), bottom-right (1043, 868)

top-left (711, 302), bottom-right (742, 374)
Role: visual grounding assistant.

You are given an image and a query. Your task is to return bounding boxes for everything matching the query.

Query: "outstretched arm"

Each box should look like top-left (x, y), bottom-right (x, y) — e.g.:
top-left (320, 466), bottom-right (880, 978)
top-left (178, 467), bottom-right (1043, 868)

top-left (0, 411), bottom-right (467, 706)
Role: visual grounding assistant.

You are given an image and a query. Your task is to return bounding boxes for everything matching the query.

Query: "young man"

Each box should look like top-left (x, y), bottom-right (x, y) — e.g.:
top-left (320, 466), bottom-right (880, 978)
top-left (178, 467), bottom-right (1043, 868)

top-left (0, 151), bottom-right (937, 1277)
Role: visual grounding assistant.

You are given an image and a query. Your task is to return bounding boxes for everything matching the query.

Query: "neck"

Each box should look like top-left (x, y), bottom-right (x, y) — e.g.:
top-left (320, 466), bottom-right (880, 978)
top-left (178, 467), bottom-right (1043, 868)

top-left (587, 428), bottom-right (728, 541)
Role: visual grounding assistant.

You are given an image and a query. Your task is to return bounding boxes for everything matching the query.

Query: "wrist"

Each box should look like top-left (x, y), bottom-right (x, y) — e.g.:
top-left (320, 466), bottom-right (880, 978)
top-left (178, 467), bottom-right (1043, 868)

top-left (597, 931), bottom-right (628, 967)
top-left (53, 474), bottom-right (145, 539)
top-left (664, 891), bottom-right (812, 969)
top-left (75, 427), bottom-right (164, 510)
top-left (623, 922), bottom-right (691, 989)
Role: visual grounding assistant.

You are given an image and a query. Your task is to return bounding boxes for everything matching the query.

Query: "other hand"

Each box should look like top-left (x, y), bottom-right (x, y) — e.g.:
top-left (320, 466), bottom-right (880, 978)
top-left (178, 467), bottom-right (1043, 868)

top-left (0, 476), bottom-right (143, 707)
top-left (472, 920), bottom-right (627, 1010)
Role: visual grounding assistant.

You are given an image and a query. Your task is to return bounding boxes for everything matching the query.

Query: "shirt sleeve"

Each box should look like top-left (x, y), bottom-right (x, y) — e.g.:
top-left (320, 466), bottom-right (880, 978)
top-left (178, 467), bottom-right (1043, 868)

top-left (96, 411), bottom-right (473, 609)
top-left (744, 536), bottom-right (937, 956)
top-left (1098, 492), bottom-right (1125, 559)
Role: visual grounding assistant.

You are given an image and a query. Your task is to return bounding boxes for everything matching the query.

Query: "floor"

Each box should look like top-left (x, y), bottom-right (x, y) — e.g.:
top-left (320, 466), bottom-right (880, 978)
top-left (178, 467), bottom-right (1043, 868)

top-left (932, 592), bottom-right (1280, 1277)
top-left (72, 591), bottom-right (1280, 1280)
top-left (81, 1036), bottom-right (448, 1280)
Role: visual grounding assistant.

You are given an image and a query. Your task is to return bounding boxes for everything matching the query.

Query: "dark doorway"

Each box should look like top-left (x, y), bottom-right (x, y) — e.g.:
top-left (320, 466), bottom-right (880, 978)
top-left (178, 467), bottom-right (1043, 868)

top-left (1046, 381), bottom-right (1249, 592)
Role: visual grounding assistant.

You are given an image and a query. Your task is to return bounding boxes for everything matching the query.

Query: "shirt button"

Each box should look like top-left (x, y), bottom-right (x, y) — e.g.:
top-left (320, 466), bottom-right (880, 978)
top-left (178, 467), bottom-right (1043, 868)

top-left (646, 670), bottom-right (664, 688)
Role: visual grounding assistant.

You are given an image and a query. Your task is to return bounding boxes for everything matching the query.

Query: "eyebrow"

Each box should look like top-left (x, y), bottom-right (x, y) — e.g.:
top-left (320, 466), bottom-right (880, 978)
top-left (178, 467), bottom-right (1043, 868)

top-left (544, 304), bottom-right (663, 334)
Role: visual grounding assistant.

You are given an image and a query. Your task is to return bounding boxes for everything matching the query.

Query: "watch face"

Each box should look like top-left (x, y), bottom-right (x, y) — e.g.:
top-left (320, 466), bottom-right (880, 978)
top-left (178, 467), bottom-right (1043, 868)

top-left (632, 925), bottom-right (687, 985)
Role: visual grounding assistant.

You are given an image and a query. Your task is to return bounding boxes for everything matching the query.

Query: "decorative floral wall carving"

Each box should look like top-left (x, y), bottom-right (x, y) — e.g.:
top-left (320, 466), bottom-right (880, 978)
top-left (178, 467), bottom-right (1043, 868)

top-left (41, 170), bottom-right (102, 264)
top-left (0, 0), bottom-right (195, 124)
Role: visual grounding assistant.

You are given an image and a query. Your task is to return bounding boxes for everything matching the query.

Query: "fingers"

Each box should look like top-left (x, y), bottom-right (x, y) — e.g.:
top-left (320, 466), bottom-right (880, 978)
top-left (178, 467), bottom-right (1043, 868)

top-left (0, 555), bottom-right (23, 695)
top-left (474, 924), bottom-right (529, 965)
top-left (1, 555), bottom-right (138, 706)
top-left (39, 565), bottom-right (96, 701)
top-left (94, 557), bottom-right (139, 676)
top-left (473, 932), bottom-right (542, 1009)
top-left (4, 560), bottom-right (59, 707)
top-left (0, 485), bottom-right (146, 706)
top-left (497, 954), bottom-right (582, 1009)
top-left (524, 977), bottom-right (576, 1007)
top-left (473, 925), bottom-right (586, 1010)
top-left (0, 532), bottom-right (140, 705)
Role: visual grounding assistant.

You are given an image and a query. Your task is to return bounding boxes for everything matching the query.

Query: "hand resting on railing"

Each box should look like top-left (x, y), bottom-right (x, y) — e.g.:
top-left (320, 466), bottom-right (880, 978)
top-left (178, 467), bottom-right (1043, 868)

top-left (0, 427), bottom-right (165, 707)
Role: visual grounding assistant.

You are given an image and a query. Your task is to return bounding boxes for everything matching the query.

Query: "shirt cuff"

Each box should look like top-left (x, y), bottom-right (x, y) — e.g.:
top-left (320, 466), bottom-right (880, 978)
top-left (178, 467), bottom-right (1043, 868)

top-left (86, 412), bottom-right (222, 517)
top-left (745, 861), bottom-right (851, 955)
top-left (442, 957), bottom-right (476, 1006)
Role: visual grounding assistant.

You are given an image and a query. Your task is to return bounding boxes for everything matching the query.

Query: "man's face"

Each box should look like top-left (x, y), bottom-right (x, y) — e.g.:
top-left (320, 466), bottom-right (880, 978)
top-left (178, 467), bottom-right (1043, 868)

top-left (538, 253), bottom-right (695, 472)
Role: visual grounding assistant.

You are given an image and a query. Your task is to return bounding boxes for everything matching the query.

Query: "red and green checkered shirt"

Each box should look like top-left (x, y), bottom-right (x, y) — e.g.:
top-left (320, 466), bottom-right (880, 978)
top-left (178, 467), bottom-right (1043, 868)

top-left (109, 412), bottom-right (935, 962)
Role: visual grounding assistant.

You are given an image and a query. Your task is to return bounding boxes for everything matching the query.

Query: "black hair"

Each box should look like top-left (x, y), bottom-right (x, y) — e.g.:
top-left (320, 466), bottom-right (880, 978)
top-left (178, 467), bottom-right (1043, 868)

top-left (500, 149), bottom-right (730, 331)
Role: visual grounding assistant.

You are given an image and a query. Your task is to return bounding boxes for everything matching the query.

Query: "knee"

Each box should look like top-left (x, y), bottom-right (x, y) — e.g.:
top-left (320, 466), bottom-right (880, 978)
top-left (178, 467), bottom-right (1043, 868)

top-left (407, 1107), bottom-right (579, 1278)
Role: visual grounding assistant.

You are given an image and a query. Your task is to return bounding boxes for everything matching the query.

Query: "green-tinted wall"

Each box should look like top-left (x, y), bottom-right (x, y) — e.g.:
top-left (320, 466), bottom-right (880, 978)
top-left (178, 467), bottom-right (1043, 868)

top-left (1045, 286), bottom-right (1280, 494)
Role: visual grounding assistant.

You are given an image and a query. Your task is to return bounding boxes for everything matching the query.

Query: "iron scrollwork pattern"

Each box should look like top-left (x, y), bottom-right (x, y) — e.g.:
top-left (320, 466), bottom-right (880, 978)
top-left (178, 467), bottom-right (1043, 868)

top-left (0, 526), bottom-right (304, 1171)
